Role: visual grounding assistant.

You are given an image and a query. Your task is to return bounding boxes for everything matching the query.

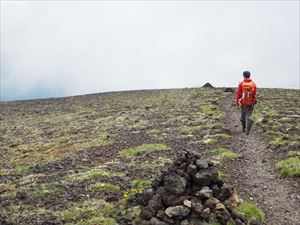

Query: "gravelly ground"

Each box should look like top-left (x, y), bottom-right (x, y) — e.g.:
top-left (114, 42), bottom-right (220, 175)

top-left (222, 94), bottom-right (300, 225)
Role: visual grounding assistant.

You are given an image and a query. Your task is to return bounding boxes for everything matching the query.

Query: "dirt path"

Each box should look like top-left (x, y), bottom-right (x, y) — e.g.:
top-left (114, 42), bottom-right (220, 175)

top-left (223, 94), bottom-right (300, 225)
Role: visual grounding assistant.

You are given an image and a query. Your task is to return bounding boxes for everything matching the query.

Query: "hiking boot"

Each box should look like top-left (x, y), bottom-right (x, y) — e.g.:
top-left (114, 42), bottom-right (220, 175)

top-left (246, 131), bottom-right (250, 135)
top-left (242, 127), bottom-right (246, 132)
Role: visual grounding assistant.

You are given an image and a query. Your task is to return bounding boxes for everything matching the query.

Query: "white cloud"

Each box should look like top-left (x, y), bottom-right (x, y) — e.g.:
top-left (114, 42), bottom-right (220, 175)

top-left (1, 1), bottom-right (299, 100)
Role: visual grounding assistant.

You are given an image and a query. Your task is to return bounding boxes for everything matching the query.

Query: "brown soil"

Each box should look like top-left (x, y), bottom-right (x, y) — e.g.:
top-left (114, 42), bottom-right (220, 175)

top-left (222, 94), bottom-right (300, 225)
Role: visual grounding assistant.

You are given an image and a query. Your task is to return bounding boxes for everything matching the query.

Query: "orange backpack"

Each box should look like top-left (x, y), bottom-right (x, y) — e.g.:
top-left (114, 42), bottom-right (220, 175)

top-left (239, 81), bottom-right (254, 106)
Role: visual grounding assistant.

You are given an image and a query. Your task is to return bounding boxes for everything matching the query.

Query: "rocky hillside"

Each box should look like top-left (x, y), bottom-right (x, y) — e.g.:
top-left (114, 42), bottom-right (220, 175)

top-left (0, 87), bottom-right (299, 225)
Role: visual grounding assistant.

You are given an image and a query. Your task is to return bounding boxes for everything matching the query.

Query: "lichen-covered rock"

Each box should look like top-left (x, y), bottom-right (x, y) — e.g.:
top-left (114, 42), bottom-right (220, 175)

top-left (165, 205), bottom-right (190, 218)
top-left (140, 206), bottom-right (155, 220)
top-left (193, 169), bottom-right (217, 186)
top-left (196, 186), bottom-right (213, 200)
top-left (136, 187), bottom-right (154, 206)
top-left (204, 197), bottom-right (220, 209)
top-left (164, 174), bottom-right (187, 196)
top-left (195, 159), bottom-right (209, 169)
top-left (219, 183), bottom-right (234, 201)
top-left (187, 164), bottom-right (197, 175)
top-left (150, 217), bottom-right (168, 225)
top-left (133, 150), bottom-right (253, 224)
top-left (191, 199), bottom-right (204, 214)
top-left (149, 193), bottom-right (163, 211)
top-left (201, 207), bottom-right (211, 219)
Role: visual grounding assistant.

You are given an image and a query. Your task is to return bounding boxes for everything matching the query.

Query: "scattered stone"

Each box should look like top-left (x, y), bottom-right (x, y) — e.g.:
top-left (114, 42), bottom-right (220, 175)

top-left (216, 203), bottom-right (226, 210)
top-left (195, 159), bottom-right (209, 169)
top-left (150, 217), bottom-right (168, 225)
top-left (219, 183), bottom-right (234, 201)
top-left (141, 206), bottom-right (155, 220)
top-left (204, 197), bottom-right (220, 209)
top-left (149, 193), bottom-right (163, 211)
top-left (191, 199), bottom-right (204, 214)
top-left (183, 199), bottom-right (192, 208)
top-left (156, 210), bottom-right (165, 220)
top-left (196, 186), bottom-right (213, 200)
top-left (193, 171), bottom-right (216, 186)
top-left (201, 208), bottom-right (211, 219)
top-left (164, 174), bottom-right (187, 196)
top-left (131, 150), bottom-right (252, 224)
top-left (187, 164), bottom-right (197, 175)
top-left (165, 205), bottom-right (190, 218)
top-left (224, 87), bottom-right (234, 93)
top-left (16, 191), bottom-right (27, 200)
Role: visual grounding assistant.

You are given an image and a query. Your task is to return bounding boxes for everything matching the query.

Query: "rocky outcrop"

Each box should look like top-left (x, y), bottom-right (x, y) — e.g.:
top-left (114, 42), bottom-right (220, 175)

top-left (202, 83), bottom-right (214, 88)
top-left (136, 150), bottom-right (249, 225)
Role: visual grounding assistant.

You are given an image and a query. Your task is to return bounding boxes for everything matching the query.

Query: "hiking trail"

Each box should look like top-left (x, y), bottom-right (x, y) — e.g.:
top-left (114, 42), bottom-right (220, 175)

top-left (223, 94), bottom-right (300, 225)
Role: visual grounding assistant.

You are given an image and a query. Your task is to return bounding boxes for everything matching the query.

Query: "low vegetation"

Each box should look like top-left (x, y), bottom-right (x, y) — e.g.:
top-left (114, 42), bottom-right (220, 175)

top-left (210, 147), bottom-right (239, 160)
top-left (236, 201), bottom-right (265, 222)
top-left (1, 87), bottom-right (298, 223)
top-left (254, 89), bottom-right (300, 176)
top-left (276, 157), bottom-right (300, 177)
top-left (119, 143), bottom-right (170, 157)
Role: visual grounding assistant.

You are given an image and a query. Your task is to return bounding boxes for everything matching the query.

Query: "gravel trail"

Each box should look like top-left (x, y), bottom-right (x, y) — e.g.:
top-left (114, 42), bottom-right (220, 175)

top-left (223, 94), bottom-right (300, 225)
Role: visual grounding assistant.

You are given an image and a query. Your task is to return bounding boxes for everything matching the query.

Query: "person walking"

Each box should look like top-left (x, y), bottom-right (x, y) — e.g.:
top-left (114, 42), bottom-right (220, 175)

top-left (236, 71), bottom-right (257, 135)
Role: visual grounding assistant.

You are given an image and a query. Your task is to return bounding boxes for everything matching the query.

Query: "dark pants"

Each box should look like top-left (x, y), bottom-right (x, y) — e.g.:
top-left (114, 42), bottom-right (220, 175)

top-left (240, 105), bottom-right (254, 133)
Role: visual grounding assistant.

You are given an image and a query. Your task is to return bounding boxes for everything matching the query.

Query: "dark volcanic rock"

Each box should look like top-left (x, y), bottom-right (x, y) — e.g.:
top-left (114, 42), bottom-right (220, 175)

top-left (164, 174), bottom-right (187, 196)
top-left (130, 150), bottom-right (253, 224)
top-left (149, 193), bottom-right (164, 211)
top-left (202, 83), bottom-right (214, 88)
top-left (224, 87), bottom-right (234, 93)
top-left (150, 217), bottom-right (169, 225)
top-left (165, 205), bottom-right (190, 218)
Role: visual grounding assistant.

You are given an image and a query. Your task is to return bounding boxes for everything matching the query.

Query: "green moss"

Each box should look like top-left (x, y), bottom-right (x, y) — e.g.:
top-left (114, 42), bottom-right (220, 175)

top-left (203, 138), bottom-right (218, 145)
top-left (130, 120), bottom-right (150, 130)
top-left (122, 179), bottom-right (152, 209)
top-left (0, 190), bottom-right (16, 201)
top-left (218, 172), bottom-right (231, 182)
top-left (140, 157), bottom-right (172, 172)
top-left (119, 143), bottom-right (170, 157)
top-left (132, 179), bottom-right (152, 189)
top-left (277, 157), bottom-right (300, 177)
top-left (264, 130), bottom-right (284, 139)
top-left (11, 164), bottom-right (32, 174)
top-left (271, 137), bottom-right (288, 147)
top-left (287, 151), bottom-right (300, 157)
top-left (88, 182), bottom-right (120, 193)
top-left (181, 124), bottom-right (211, 135)
top-left (74, 138), bottom-right (113, 149)
top-left (201, 105), bottom-right (216, 114)
top-left (32, 184), bottom-right (64, 198)
top-left (226, 219), bottom-right (235, 225)
top-left (69, 167), bottom-right (125, 181)
top-left (61, 199), bottom-right (115, 224)
top-left (210, 148), bottom-right (239, 160)
top-left (65, 217), bottom-right (117, 225)
top-left (236, 201), bottom-right (265, 222)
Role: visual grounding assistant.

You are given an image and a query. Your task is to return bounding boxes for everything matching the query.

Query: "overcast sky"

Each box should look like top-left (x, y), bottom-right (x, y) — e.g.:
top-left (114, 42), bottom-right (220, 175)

top-left (1, 1), bottom-right (299, 101)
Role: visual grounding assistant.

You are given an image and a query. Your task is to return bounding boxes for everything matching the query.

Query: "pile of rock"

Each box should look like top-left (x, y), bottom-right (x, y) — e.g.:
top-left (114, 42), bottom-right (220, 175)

top-left (202, 83), bottom-right (214, 88)
top-left (136, 150), bottom-right (249, 225)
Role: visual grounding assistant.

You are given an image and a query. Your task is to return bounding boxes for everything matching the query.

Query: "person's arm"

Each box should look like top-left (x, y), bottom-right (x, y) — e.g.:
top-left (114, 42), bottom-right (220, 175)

top-left (236, 82), bottom-right (242, 105)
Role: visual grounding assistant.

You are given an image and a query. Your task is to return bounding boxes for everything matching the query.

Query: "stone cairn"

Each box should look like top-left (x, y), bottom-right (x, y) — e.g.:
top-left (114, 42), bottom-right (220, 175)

top-left (135, 150), bottom-right (249, 225)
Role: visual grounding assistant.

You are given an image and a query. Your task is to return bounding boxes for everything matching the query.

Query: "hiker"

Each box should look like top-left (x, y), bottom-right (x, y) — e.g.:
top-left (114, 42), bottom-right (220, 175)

top-left (236, 71), bottom-right (257, 135)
